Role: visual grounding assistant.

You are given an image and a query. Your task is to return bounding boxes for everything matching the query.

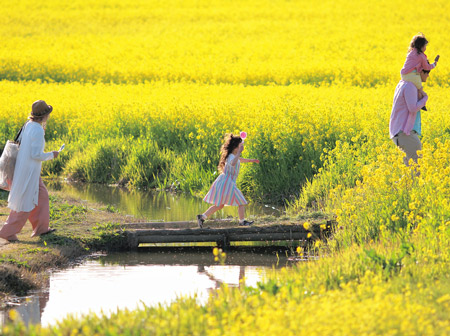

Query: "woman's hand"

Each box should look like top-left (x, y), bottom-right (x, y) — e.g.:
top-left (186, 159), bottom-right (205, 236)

top-left (52, 151), bottom-right (59, 158)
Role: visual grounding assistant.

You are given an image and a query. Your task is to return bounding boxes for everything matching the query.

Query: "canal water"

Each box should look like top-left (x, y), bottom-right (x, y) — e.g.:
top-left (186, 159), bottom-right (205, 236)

top-left (1, 248), bottom-right (296, 327)
top-left (1, 183), bottom-right (290, 327)
top-left (46, 181), bottom-right (283, 221)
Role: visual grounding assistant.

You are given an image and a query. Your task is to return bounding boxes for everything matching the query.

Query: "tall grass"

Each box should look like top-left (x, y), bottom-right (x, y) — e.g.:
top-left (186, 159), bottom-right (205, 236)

top-left (1, 82), bottom-right (411, 203)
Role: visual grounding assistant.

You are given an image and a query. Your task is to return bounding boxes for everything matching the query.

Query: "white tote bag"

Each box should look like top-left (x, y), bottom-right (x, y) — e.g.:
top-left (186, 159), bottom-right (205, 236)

top-left (0, 140), bottom-right (20, 191)
top-left (0, 124), bottom-right (25, 191)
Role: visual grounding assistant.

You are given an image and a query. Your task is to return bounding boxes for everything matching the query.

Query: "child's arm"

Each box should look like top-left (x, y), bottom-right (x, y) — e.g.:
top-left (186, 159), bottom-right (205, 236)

top-left (420, 53), bottom-right (437, 71)
top-left (239, 158), bottom-right (260, 163)
top-left (230, 144), bottom-right (244, 166)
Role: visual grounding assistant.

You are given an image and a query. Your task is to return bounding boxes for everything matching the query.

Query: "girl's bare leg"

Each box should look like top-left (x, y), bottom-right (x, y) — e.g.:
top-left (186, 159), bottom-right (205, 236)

top-left (238, 205), bottom-right (245, 221)
top-left (238, 205), bottom-right (253, 226)
top-left (418, 88), bottom-right (427, 110)
top-left (197, 205), bottom-right (224, 228)
top-left (418, 88), bottom-right (424, 100)
top-left (203, 205), bottom-right (225, 218)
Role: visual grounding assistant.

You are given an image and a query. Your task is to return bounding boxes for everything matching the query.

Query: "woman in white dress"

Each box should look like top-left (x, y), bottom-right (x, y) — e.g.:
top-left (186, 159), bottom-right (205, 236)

top-left (0, 100), bottom-right (59, 242)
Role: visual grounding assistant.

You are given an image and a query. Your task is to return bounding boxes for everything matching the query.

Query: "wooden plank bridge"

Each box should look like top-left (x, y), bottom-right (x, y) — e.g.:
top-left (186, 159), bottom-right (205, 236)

top-left (123, 220), bottom-right (335, 249)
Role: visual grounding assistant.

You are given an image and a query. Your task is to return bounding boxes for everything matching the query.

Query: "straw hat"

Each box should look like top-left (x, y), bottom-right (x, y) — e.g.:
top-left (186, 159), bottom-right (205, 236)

top-left (30, 100), bottom-right (53, 118)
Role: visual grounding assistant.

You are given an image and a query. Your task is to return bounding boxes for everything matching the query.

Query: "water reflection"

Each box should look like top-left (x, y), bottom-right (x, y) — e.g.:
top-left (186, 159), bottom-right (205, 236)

top-left (2, 248), bottom-right (291, 327)
top-left (47, 181), bottom-right (282, 222)
top-left (0, 278), bottom-right (50, 328)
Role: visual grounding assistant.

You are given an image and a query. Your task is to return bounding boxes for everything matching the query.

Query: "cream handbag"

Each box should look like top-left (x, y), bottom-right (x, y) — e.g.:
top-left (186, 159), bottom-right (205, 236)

top-left (0, 124), bottom-right (25, 191)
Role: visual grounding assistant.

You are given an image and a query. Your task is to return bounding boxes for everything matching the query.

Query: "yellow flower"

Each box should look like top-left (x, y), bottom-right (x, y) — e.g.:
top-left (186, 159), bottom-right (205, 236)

top-left (8, 309), bottom-right (19, 321)
top-left (436, 294), bottom-right (450, 303)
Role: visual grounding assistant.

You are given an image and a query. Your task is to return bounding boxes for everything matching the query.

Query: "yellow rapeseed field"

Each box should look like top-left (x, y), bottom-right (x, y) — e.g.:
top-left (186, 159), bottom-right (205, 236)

top-left (1, 0), bottom-right (450, 334)
top-left (1, 0), bottom-right (449, 85)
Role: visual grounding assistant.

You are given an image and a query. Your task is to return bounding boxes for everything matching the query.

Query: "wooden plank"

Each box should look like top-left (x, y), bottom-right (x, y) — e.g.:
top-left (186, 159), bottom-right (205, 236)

top-left (125, 221), bottom-right (336, 248)
top-left (137, 232), bottom-right (309, 244)
top-left (226, 232), bottom-right (307, 241)
top-left (133, 224), bottom-right (309, 236)
top-left (121, 219), bottom-right (235, 229)
top-left (138, 234), bottom-right (226, 244)
top-left (135, 225), bottom-right (312, 244)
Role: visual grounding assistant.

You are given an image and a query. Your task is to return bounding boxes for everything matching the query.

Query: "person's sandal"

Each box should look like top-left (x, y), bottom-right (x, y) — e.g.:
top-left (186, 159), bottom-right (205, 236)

top-left (196, 215), bottom-right (204, 228)
top-left (239, 220), bottom-right (254, 226)
top-left (41, 228), bottom-right (57, 236)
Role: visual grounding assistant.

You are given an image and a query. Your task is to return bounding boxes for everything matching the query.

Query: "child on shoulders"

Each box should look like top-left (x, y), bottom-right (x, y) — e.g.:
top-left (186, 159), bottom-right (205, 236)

top-left (400, 32), bottom-right (439, 111)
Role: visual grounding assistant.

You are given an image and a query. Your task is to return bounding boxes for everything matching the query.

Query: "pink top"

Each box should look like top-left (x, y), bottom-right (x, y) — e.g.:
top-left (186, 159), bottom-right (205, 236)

top-left (401, 50), bottom-right (436, 75)
top-left (389, 80), bottom-right (428, 138)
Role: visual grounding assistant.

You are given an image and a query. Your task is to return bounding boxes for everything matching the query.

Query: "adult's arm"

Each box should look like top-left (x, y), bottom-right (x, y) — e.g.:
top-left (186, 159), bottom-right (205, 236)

top-left (30, 127), bottom-right (54, 161)
top-left (403, 83), bottom-right (428, 135)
